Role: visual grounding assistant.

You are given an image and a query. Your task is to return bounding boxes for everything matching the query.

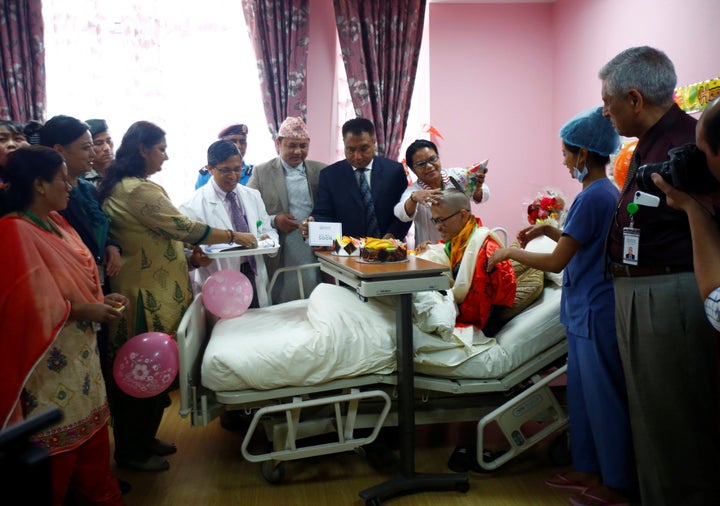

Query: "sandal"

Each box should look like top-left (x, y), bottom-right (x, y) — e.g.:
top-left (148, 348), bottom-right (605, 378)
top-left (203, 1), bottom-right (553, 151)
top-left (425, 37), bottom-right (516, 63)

top-left (545, 473), bottom-right (593, 491)
top-left (568, 486), bottom-right (631, 506)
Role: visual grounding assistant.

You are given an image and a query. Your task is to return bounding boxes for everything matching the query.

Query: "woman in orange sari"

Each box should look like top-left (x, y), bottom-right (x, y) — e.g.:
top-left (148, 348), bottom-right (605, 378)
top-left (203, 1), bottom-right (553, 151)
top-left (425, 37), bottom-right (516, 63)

top-left (0, 147), bottom-right (127, 505)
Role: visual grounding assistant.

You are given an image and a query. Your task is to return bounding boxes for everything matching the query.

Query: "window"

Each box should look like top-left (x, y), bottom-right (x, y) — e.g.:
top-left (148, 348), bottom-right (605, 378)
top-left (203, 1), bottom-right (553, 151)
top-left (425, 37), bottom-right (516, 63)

top-left (42, 0), bottom-right (277, 205)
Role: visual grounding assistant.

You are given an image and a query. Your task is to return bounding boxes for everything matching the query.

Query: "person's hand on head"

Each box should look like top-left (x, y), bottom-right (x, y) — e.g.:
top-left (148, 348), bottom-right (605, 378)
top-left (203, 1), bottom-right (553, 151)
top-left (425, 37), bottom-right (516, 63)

top-left (413, 188), bottom-right (443, 207)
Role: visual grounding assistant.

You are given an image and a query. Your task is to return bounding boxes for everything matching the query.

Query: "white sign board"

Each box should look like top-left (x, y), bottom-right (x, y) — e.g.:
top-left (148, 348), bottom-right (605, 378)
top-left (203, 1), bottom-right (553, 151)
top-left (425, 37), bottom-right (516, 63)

top-left (308, 221), bottom-right (342, 247)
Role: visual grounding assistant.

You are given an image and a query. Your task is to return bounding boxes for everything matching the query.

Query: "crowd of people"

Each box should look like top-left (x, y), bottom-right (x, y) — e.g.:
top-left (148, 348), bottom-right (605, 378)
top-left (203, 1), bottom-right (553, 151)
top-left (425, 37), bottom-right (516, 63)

top-left (1, 44), bottom-right (720, 506)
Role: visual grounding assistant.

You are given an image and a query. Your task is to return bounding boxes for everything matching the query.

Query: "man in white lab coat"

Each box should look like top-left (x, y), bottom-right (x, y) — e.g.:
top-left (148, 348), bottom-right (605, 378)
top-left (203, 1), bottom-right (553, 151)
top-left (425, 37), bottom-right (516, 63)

top-left (181, 140), bottom-right (278, 307)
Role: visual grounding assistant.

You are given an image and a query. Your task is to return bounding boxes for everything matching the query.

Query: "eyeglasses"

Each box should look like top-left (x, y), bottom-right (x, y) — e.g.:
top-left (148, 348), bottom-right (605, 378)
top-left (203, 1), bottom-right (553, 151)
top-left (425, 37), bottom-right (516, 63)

top-left (430, 209), bottom-right (467, 225)
top-left (414, 154), bottom-right (439, 170)
top-left (214, 167), bottom-right (242, 175)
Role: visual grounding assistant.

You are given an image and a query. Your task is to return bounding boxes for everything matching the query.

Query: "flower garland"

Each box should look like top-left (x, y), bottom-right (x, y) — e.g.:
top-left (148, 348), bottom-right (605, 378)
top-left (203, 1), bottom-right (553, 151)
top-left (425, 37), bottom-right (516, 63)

top-left (527, 190), bottom-right (566, 227)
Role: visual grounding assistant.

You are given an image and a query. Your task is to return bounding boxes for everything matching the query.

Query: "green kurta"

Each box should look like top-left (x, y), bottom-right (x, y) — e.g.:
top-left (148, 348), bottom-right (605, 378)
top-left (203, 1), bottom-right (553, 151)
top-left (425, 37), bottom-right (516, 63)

top-left (103, 177), bottom-right (210, 357)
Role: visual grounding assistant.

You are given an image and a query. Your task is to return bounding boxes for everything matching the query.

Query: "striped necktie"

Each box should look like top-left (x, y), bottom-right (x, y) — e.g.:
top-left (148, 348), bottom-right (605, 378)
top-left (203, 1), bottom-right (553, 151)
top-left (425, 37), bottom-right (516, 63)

top-left (356, 167), bottom-right (381, 238)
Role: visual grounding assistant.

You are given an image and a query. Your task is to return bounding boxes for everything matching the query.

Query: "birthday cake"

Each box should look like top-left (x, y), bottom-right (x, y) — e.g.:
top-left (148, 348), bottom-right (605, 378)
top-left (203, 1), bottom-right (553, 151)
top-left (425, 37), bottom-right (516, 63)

top-left (359, 238), bottom-right (407, 262)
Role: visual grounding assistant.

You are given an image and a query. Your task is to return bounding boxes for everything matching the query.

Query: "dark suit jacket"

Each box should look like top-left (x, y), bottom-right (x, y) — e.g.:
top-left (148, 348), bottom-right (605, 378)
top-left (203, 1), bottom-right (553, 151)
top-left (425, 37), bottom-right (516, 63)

top-left (312, 156), bottom-right (411, 239)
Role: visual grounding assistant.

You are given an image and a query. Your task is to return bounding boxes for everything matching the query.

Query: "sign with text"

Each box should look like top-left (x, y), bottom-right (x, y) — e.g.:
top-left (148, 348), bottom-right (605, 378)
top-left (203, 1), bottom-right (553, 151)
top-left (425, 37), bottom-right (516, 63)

top-left (308, 221), bottom-right (342, 247)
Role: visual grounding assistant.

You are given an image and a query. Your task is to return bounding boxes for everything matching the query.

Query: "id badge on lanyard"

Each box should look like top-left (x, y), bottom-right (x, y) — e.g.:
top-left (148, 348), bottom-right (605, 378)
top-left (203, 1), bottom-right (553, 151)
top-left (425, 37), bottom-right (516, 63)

top-left (623, 202), bottom-right (639, 266)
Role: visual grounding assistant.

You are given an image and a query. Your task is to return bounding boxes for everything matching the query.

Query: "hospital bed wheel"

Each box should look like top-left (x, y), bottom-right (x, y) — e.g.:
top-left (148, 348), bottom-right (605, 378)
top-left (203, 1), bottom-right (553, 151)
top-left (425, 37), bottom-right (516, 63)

top-left (261, 460), bottom-right (285, 484)
top-left (548, 432), bottom-right (571, 466)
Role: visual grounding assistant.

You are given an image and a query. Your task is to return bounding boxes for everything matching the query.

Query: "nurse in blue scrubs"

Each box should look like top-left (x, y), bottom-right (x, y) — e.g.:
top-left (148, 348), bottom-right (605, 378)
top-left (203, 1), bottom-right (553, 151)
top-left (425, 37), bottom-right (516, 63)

top-left (488, 107), bottom-right (636, 506)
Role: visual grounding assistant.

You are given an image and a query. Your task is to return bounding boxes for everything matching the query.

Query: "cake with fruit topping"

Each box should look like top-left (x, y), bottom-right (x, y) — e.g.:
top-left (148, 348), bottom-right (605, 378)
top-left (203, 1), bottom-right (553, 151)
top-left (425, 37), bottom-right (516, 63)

top-left (359, 237), bottom-right (407, 262)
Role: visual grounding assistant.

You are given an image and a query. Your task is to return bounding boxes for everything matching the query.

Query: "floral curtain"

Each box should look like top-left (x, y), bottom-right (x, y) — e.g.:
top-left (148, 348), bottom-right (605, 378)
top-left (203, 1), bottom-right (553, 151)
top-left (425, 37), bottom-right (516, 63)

top-left (242, 0), bottom-right (310, 138)
top-left (0, 0), bottom-right (45, 121)
top-left (334, 0), bottom-right (426, 160)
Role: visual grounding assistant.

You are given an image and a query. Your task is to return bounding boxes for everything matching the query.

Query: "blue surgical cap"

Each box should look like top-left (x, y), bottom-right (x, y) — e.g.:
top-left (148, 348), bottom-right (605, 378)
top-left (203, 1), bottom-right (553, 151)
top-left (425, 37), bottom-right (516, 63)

top-left (559, 106), bottom-right (620, 157)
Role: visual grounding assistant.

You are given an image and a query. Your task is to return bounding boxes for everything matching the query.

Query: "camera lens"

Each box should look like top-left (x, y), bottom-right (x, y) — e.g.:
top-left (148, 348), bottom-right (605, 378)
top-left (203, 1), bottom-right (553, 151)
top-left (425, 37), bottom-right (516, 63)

top-left (635, 143), bottom-right (718, 195)
top-left (635, 160), bottom-right (671, 195)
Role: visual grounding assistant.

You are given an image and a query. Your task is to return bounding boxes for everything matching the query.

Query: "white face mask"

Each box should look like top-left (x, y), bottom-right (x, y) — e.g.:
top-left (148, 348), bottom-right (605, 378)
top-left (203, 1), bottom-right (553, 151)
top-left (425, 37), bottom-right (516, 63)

top-left (573, 153), bottom-right (588, 183)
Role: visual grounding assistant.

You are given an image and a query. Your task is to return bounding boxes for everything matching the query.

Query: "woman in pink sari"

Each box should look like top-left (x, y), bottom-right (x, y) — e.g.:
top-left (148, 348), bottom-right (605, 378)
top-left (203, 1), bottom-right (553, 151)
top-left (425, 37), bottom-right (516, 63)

top-left (0, 147), bottom-right (127, 505)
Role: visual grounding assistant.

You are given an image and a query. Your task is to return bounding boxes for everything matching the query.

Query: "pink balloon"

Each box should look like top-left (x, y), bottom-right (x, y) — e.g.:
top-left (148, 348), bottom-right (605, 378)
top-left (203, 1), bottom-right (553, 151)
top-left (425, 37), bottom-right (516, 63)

top-left (201, 269), bottom-right (253, 319)
top-left (113, 332), bottom-right (179, 398)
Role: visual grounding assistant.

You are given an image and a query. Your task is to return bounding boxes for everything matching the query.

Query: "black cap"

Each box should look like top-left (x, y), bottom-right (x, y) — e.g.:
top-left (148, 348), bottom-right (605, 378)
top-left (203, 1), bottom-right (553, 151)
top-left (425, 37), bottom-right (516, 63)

top-left (86, 119), bottom-right (109, 137)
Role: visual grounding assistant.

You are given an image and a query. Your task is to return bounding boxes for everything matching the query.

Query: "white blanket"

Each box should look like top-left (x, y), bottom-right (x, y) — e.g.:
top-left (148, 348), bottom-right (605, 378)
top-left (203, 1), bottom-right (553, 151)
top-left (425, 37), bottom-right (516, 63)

top-left (202, 284), bottom-right (397, 391)
top-left (201, 282), bottom-right (563, 391)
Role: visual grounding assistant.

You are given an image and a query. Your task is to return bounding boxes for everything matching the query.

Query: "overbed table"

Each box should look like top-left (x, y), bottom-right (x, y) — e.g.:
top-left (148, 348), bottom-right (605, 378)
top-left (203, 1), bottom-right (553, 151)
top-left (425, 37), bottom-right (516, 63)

top-left (316, 252), bottom-right (469, 505)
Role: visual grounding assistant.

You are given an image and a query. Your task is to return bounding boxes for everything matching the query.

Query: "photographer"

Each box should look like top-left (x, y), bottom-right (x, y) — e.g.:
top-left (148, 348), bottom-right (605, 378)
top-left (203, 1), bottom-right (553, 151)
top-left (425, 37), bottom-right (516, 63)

top-left (600, 47), bottom-right (720, 505)
top-left (652, 97), bottom-right (720, 328)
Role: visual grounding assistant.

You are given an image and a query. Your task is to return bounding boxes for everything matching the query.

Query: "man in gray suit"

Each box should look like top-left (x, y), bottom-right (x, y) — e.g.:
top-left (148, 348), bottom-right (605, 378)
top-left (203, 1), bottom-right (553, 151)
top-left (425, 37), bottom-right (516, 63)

top-left (247, 117), bottom-right (326, 303)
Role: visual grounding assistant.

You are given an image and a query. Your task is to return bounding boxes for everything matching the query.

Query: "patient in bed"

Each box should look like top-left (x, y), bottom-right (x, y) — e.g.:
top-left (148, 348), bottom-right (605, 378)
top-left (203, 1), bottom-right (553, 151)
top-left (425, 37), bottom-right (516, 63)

top-left (417, 189), bottom-right (516, 331)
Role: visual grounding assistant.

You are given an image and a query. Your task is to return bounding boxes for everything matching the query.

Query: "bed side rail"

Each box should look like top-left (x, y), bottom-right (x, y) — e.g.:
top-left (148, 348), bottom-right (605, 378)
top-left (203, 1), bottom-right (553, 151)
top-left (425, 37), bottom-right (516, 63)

top-left (491, 226), bottom-right (508, 247)
top-left (476, 364), bottom-right (568, 470)
top-left (176, 293), bottom-right (208, 419)
top-left (241, 388), bottom-right (392, 463)
top-left (267, 262), bottom-right (322, 302)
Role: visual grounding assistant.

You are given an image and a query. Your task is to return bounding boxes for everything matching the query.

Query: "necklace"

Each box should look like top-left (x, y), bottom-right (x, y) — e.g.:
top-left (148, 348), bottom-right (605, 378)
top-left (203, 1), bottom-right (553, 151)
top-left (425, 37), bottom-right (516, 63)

top-left (23, 209), bottom-right (63, 238)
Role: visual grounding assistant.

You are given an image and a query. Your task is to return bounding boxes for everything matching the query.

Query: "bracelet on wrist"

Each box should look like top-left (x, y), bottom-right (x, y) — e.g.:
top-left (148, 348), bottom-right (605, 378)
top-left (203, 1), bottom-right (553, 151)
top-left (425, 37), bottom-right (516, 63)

top-left (227, 229), bottom-right (234, 244)
top-left (410, 192), bottom-right (417, 203)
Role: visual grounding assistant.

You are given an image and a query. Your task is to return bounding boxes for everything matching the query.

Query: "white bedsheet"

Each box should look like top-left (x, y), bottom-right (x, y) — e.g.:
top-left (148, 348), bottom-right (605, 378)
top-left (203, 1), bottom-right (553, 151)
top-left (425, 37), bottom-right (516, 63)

top-left (201, 283), bottom-right (564, 391)
top-left (414, 286), bottom-right (563, 378)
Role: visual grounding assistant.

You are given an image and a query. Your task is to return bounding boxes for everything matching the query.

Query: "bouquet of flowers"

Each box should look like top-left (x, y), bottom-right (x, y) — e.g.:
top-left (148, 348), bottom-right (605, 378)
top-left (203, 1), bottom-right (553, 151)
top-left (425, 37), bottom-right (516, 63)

top-left (527, 189), bottom-right (566, 227)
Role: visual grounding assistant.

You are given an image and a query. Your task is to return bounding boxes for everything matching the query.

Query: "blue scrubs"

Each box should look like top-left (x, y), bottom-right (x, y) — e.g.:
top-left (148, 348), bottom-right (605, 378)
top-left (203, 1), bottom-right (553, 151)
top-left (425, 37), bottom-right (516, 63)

top-left (561, 178), bottom-right (635, 490)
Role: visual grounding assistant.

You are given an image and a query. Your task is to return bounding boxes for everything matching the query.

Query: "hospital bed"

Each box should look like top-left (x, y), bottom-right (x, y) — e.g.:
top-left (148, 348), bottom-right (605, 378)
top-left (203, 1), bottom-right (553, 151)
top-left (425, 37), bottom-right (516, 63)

top-left (176, 259), bottom-right (569, 485)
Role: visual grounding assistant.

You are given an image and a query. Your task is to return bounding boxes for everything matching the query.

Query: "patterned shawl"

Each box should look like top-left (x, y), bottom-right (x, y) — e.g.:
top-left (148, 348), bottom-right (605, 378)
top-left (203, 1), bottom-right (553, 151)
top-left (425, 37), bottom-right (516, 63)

top-left (0, 213), bottom-right (102, 428)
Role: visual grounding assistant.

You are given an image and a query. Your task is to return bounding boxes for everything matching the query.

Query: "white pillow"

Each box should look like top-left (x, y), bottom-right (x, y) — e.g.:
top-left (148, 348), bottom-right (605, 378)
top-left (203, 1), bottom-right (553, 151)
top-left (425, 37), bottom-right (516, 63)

top-left (524, 236), bottom-right (563, 286)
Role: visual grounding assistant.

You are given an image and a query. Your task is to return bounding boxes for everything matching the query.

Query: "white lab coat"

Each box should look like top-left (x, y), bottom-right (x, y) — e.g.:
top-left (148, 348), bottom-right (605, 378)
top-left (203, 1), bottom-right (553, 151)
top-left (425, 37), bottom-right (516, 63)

top-left (180, 181), bottom-right (279, 307)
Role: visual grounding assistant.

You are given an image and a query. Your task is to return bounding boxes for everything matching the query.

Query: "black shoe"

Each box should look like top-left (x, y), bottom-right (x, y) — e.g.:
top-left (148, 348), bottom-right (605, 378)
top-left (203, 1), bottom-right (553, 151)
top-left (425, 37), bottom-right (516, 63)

top-left (118, 479), bottom-right (132, 495)
top-left (147, 438), bottom-right (177, 456)
top-left (448, 446), bottom-right (505, 473)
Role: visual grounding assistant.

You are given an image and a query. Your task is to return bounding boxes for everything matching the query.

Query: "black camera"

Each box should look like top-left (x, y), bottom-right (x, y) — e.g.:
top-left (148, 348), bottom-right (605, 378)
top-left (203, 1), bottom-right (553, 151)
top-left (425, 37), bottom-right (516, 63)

top-left (636, 143), bottom-right (719, 195)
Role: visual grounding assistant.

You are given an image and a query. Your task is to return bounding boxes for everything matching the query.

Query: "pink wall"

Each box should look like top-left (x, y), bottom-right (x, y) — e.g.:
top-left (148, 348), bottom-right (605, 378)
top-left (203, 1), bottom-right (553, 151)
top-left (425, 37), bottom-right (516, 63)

top-left (429, 2), bottom-right (555, 237)
top-left (429, 0), bottom-right (719, 239)
top-left (306, 0), bottom-right (719, 239)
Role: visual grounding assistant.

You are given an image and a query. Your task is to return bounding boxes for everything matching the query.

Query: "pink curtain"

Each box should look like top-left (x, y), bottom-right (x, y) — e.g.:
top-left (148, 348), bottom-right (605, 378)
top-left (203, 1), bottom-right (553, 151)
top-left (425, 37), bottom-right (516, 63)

top-left (242, 0), bottom-right (310, 137)
top-left (334, 0), bottom-right (426, 160)
top-left (0, 0), bottom-right (45, 121)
